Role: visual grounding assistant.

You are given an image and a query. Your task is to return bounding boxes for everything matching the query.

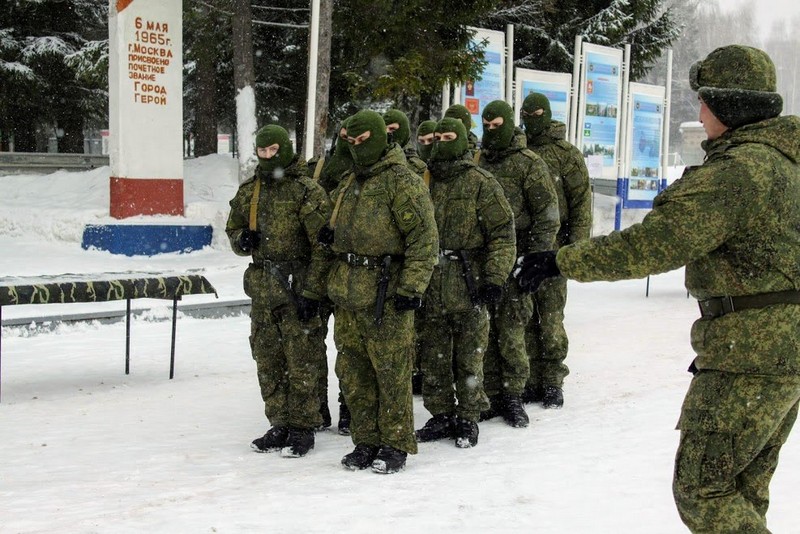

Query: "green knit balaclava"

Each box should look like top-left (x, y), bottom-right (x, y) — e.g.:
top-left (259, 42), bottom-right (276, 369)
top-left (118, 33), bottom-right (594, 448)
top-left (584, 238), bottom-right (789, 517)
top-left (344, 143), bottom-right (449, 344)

top-left (383, 109), bottom-right (411, 147)
top-left (430, 118), bottom-right (468, 162)
top-left (346, 110), bottom-right (388, 168)
top-left (481, 100), bottom-right (515, 150)
top-left (333, 119), bottom-right (351, 158)
top-left (416, 120), bottom-right (437, 162)
top-left (521, 92), bottom-right (552, 137)
top-left (255, 125), bottom-right (294, 173)
top-left (444, 104), bottom-right (474, 135)
top-left (689, 45), bottom-right (783, 129)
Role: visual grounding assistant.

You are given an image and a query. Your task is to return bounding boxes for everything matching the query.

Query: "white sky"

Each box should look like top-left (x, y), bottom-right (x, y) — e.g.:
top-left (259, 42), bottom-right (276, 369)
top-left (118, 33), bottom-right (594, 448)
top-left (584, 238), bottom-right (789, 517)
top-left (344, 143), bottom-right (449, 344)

top-left (721, 0), bottom-right (800, 37)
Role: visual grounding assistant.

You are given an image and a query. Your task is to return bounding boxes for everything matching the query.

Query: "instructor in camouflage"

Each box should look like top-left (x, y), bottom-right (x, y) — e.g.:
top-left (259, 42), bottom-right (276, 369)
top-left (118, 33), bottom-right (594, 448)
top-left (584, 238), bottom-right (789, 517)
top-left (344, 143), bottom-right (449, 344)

top-left (478, 100), bottom-right (560, 428)
top-left (226, 125), bottom-right (332, 459)
top-left (518, 45), bottom-right (800, 533)
top-left (414, 117), bottom-right (516, 449)
top-left (315, 110), bottom-right (438, 474)
top-left (520, 92), bottom-right (592, 409)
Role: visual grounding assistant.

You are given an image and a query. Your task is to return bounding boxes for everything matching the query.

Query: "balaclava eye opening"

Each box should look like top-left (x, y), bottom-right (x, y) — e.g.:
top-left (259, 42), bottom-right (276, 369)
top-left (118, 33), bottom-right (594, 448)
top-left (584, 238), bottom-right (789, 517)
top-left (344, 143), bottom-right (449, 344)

top-left (481, 100), bottom-right (515, 150)
top-left (255, 125), bottom-right (294, 173)
top-left (430, 117), bottom-right (468, 162)
top-left (521, 92), bottom-right (552, 137)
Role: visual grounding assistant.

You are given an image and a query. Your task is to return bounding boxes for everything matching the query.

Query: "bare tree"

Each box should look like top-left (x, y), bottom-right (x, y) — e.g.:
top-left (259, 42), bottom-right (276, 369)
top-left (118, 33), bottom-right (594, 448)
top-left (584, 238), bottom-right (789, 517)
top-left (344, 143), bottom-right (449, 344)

top-left (310, 0), bottom-right (333, 158)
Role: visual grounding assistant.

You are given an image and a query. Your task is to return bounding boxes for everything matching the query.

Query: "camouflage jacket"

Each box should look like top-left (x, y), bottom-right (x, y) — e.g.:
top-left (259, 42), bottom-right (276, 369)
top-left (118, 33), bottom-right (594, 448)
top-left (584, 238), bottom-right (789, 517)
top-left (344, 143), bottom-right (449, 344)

top-left (425, 154), bottom-right (516, 314)
top-left (308, 154), bottom-right (352, 194)
top-left (226, 156), bottom-right (332, 309)
top-left (401, 141), bottom-right (428, 177)
top-left (526, 120), bottom-right (592, 246)
top-left (323, 144), bottom-right (439, 310)
top-left (558, 115), bottom-right (800, 375)
top-left (479, 127), bottom-right (560, 255)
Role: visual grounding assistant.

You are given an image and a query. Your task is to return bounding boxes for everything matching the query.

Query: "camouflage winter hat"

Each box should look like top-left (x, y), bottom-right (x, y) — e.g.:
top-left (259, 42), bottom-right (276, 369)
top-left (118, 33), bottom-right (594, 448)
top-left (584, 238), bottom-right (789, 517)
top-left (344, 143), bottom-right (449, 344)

top-left (255, 125), bottom-right (294, 172)
top-left (444, 104), bottom-right (475, 133)
top-left (416, 119), bottom-right (437, 162)
top-left (430, 117), bottom-right (468, 162)
top-left (689, 45), bottom-right (783, 129)
top-left (383, 109), bottom-right (411, 147)
top-left (481, 100), bottom-right (515, 150)
top-left (521, 92), bottom-right (552, 137)
top-left (346, 110), bottom-right (388, 168)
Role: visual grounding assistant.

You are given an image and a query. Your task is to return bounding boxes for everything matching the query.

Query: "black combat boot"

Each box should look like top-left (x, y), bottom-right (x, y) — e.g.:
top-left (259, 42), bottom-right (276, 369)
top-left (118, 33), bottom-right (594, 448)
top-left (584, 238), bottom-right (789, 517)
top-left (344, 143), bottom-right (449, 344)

top-left (415, 413), bottom-right (455, 442)
top-left (281, 427), bottom-right (315, 458)
top-left (318, 400), bottom-right (332, 430)
top-left (479, 394), bottom-right (504, 421)
top-left (337, 400), bottom-right (351, 436)
top-left (341, 444), bottom-right (380, 470)
top-left (521, 384), bottom-right (544, 404)
top-left (371, 445), bottom-right (407, 474)
top-left (454, 416), bottom-right (479, 448)
top-left (541, 385), bottom-right (564, 409)
top-left (251, 425), bottom-right (289, 453)
top-left (502, 394), bottom-right (530, 428)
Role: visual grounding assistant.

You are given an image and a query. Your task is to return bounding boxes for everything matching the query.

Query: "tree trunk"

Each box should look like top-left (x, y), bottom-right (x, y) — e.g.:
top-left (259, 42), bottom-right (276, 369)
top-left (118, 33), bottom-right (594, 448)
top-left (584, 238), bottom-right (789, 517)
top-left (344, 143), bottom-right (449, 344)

top-left (311, 0), bottom-right (333, 158)
top-left (231, 0), bottom-right (256, 179)
top-left (194, 30), bottom-right (218, 157)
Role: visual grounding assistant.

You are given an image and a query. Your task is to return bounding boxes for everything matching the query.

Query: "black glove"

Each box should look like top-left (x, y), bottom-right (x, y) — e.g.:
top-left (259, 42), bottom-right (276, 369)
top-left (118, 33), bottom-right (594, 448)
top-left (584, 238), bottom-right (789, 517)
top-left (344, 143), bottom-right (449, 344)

top-left (394, 294), bottom-right (422, 312)
top-left (478, 283), bottom-right (503, 305)
top-left (238, 229), bottom-right (261, 252)
top-left (516, 251), bottom-right (560, 293)
top-left (296, 295), bottom-right (321, 323)
top-left (317, 225), bottom-right (335, 246)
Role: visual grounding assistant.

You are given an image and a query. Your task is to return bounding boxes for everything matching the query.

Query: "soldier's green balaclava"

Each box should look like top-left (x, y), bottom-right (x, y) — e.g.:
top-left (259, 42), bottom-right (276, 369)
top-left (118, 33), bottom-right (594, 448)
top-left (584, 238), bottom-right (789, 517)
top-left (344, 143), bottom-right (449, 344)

top-left (255, 125), bottom-right (294, 173)
top-left (689, 45), bottom-right (783, 129)
top-left (416, 120), bottom-right (437, 162)
top-left (521, 92), bottom-right (552, 137)
top-left (346, 110), bottom-right (388, 169)
top-left (323, 119), bottom-right (353, 179)
top-left (444, 104), bottom-right (474, 134)
top-left (481, 100), bottom-right (515, 150)
top-left (383, 109), bottom-right (411, 147)
top-left (430, 118), bottom-right (468, 162)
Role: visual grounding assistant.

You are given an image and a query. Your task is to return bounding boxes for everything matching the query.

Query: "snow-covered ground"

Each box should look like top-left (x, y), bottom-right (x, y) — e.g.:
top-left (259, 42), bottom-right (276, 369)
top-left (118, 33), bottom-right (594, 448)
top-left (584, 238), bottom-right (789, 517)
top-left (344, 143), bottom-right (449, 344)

top-left (1, 156), bottom-right (797, 533)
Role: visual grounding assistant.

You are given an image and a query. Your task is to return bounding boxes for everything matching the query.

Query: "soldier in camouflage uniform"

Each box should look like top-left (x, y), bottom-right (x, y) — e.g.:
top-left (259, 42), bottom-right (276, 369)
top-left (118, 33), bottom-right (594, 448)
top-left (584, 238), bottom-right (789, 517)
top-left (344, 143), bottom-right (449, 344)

top-left (444, 104), bottom-right (479, 155)
top-left (520, 92), bottom-right (592, 409)
top-left (226, 125), bottom-right (332, 458)
top-left (478, 100), bottom-right (560, 428)
top-left (314, 109), bottom-right (438, 474)
top-left (416, 120), bottom-right (437, 163)
top-left (384, 109), bottom-right (427, 177)
top-left (518, 45), bottom-right (800, 533)
top-left (414, 117), bottom-right (516, 448)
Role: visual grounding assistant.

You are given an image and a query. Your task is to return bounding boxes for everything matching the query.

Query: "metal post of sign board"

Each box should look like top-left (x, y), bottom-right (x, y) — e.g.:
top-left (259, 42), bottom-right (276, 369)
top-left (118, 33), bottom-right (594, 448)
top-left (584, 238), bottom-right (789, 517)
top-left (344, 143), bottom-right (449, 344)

top-left (569, 35), bottom-right (582, 145)
top-left (662, 49), bottom-right (673, 192)
top-left (505, 25), bottom-right (514, 104)
top-left (304, 0), bottom-right (321, 161)
top-left (441, 82), bottom-right (451, 117)
top-left (614, 44), bottom-right (632, 231)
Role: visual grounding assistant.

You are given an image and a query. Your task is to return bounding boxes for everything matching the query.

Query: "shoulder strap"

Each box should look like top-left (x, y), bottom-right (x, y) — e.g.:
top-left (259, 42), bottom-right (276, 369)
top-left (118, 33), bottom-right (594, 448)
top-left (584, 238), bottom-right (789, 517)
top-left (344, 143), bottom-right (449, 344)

top-left (423, 169), bottom-right (431, 188)
top-left (248, 178), bottom-right (261, 231)
top-left (473, 149), bottom-right (481, 164)
top-left (329, 173), bottom-right (355, 229)
top-left (312, 156), bottom-right (325, 181)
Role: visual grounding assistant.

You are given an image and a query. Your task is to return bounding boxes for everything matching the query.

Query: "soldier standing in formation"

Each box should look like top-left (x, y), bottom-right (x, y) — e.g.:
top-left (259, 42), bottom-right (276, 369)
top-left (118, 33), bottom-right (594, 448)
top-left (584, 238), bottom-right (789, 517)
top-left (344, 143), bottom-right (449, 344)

top-left (226, 125), bottom-right (331, 458)
top-left (316, 110), bottom-right (438, 474)
top-left (518, 45), bottom-right (800, 533)
top-left (444, 104), bottom-right (479, 156)
top-left (520, 92), bottom-right (592, 408)
top-left (415, 120), bottom-right (437, 164)
top-left (414, 117), bottom-right (516, 448)
top-left (477, 100), bottom-right (560, 428)
top-left (384, 109), bottom-right (427, 177)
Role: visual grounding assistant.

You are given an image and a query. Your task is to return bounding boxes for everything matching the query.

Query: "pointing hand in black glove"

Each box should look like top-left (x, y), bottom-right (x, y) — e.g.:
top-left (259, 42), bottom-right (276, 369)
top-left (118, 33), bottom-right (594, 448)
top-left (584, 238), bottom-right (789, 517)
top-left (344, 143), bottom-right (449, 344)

top-left (296, 295), bottom-right (321, 323)
top-left (478, 283), bottom-right (503, 306)
top-left (516, 251), bottom-right (560, 293)
top-left (238, 229), bottom-right (261, 252)
top-left (394, 294), bottom-right (422, 312)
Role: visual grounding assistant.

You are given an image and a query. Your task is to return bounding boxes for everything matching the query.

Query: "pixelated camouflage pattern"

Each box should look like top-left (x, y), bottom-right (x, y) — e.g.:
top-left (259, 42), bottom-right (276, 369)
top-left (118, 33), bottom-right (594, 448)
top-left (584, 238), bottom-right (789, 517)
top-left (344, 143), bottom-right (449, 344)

top-left (251, 305), bottom-right (326, 429)
top-left (402, 141), bottom-right (428, 177)
top-left (558, 115), bottom-right (800, 376)
top-left (226, 155), bottom-right (332, 308)
top-left (525, 275), bottom-right (569, 388)
top-left (417, 307), bottom-right (491, 421)
top-left (334, 304), bottom-right (417, 454)
top-left (483, 280), bottom-right (533, 396)
top-left (0, 275), bottom-right (217, 306)
top-left (673, 370), bottom-right (800, 532)
top-left (526, 121), bottom-right (592, 246)
top-left (324, 143), bottom-right (438, 308)
top-left (424, 154), bottom-right (516, 314)
top-left (478, 127), bottom-right (560, 254)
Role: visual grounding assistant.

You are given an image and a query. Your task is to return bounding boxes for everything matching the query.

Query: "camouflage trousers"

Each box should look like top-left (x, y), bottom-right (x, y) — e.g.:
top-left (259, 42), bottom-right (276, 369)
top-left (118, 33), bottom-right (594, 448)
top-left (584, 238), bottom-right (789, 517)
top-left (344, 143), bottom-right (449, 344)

top-left (525, 275), bottom-right (569, 389)
top-left (417, 307), bottom-right (491, 422)
top-left (483, 281), bottom-right (533, 397)
top-left (334, 303), bottom-right (417, 454)
top-left (250, 303), bottom-right (326, 429)
top-left (673, 369), bottom-right (800, 533)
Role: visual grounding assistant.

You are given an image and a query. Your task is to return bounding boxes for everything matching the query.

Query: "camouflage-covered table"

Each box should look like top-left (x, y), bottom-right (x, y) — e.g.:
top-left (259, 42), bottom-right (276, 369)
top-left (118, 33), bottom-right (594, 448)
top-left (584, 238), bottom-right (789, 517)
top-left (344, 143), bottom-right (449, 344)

top-left (0, 274), bottom-right (218, 400)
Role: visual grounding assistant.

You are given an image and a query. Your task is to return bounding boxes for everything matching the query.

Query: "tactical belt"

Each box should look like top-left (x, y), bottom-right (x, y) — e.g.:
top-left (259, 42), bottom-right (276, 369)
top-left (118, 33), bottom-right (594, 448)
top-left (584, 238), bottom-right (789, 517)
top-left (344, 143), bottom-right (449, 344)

top-left (698, 289), bottom-right (800, 319)
top-left (336, 252), bottom-right (402, 269)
